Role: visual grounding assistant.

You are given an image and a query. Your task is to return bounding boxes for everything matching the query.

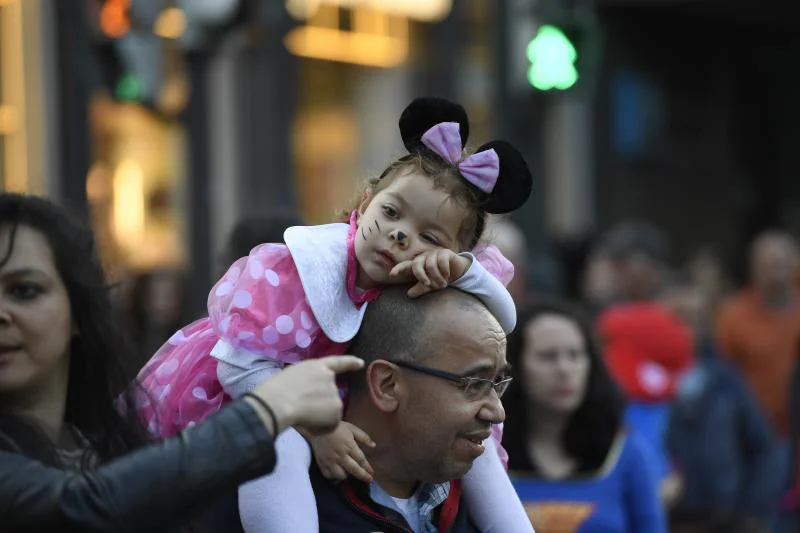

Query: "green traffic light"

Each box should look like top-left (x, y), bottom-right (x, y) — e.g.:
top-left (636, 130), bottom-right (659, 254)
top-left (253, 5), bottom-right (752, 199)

top-left (526, 24), bottom-right (578, 91)
top-left (115, 73), bottom-right (145, 102)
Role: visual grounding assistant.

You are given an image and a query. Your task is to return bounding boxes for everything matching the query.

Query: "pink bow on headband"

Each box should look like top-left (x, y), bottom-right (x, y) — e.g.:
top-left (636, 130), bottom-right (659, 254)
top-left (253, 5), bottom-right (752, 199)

top-left (421, 122), bottom-right (499, 194)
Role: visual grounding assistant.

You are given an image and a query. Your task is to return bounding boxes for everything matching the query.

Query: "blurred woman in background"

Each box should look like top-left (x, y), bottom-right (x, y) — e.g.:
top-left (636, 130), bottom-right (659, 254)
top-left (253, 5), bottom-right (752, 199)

top-left (505, 299), bottom-right (667, 533)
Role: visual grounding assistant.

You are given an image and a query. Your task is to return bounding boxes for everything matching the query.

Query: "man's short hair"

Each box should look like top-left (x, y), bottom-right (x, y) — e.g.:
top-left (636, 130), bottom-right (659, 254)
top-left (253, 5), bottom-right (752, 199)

top-left (348, 286), bottom-right (488, 392)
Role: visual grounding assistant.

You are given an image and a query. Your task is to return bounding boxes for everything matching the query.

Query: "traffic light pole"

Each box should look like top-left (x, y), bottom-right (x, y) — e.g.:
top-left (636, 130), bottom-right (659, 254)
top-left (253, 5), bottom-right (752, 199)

top-left (184, 51), bottom-right (214, 316)
top-left (235, 4), bottom-right (297, 217)
top-left (54, 0), bottom-right (92, 221)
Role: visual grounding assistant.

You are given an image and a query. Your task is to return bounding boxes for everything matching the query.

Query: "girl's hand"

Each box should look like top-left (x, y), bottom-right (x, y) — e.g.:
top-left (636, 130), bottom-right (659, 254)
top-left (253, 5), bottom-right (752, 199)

top-left (390, 249), bottom-right (472, 298)
top-left (308, 421), bottom-right (376, 483)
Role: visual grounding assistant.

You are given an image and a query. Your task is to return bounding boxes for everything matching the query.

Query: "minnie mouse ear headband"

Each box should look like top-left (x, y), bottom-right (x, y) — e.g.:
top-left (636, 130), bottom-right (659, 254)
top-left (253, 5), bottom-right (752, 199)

top-left (398, 97), bottom-right (533, 214)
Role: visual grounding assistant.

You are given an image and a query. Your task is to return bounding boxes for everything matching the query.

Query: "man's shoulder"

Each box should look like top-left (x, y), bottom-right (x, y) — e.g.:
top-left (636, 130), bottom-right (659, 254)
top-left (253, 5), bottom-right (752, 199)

top-left (310, 465), bottom-right (479, 533)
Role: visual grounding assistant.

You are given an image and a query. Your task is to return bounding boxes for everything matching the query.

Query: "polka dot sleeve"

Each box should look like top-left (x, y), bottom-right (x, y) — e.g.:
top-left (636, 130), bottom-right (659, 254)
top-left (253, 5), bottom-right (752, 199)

top-left (207, 243), bottom-right (322, 364)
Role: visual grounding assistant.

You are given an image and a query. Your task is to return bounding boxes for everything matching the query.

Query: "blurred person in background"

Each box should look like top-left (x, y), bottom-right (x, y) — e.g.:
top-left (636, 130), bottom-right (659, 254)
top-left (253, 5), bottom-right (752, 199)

top-left (219, 211), bottom-right (305, 276)
top-left (581, 246), bottom-right (619, 315)
top-left (715, 230), bottom-right (800, 529)
top-left (775, 346), bottom-right (800, 531)
top-left (602, 220), bottom-right (669, 304)
top-left (483, 214), bottom-right (529, 305)
top-left (597, 220), bottom-right (692, 507)
top-left (663, 275), bottom-right (781, 529)
top-left (716, 230), bottom-right (800, 439)
top-left (505, 299), bottom-right (667, 533)
top-left (128, 268), bottom-right (189, 371)
top-left (686, 247), bottom-right (729, 321)
top-left (0, 193), bottom-right (362, 532)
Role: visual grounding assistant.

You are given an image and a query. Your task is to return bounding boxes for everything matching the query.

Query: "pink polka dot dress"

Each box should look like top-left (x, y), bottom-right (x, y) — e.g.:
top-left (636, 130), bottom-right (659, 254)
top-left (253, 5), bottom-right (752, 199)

top-left (135, 212), bottom-right (516, 467)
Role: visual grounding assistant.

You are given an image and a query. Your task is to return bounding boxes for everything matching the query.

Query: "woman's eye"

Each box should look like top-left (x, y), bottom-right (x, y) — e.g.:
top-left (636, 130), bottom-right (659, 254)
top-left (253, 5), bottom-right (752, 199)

top-left (8, 283), bottom-right (43, 300)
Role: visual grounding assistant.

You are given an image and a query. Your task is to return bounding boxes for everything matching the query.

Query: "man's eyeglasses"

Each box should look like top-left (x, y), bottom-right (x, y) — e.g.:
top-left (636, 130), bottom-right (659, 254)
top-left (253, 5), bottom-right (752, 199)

top-left (392, 360), bottom-right (512, 400)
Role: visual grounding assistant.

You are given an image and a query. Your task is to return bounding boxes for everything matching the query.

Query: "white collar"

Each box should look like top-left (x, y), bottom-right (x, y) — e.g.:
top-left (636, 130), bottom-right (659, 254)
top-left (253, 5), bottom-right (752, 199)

top-left (283, 223), bottom-right (368, 343)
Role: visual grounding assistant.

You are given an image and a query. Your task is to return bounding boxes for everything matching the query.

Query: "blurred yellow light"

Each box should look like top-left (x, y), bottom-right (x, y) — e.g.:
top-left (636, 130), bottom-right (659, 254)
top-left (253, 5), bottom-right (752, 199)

top-left (285, 0), bottom-right (451, 22)
top-left (154, 7), bottom-right (186, 39)
top-left (112, 159), bottom-right (146, 251)
top-left (0, 104), bottom-right (19, 135)
top-left (284, 19), bottom-right (408, 68)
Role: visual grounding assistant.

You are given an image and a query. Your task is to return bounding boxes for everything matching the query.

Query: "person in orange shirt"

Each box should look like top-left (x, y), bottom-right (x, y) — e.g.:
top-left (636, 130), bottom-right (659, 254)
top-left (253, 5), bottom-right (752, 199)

top-left (716, 230), bottom-right (800, 532)
top-left (716, 230), bottom-right (800, 438)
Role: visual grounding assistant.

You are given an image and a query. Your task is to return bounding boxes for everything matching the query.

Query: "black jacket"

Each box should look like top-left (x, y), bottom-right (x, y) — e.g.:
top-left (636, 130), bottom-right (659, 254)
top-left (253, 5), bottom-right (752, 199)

top-left (0, 400), bottom-right (275, 533)
top-left (310, 463), bottom-right (479, 533)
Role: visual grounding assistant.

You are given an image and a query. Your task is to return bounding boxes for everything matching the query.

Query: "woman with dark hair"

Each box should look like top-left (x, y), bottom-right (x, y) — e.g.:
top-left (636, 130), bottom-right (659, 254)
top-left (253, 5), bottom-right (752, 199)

top-left (0, 193), bottom-right (362, 532)
top-left (505, 299), bottom-right (667, 532)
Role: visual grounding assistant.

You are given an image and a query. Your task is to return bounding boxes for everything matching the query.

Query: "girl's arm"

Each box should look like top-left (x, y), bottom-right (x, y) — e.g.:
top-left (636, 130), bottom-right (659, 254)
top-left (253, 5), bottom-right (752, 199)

top-left (450, 244), bottom-right (517, 334)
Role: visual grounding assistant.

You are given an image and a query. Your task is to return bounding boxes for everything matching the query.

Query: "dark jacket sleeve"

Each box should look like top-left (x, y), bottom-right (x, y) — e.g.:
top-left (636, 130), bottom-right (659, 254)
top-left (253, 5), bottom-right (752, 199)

top-left (0, 399), bottom-right (276, 533)
top-left (724, 363), bottom-right (784, 518)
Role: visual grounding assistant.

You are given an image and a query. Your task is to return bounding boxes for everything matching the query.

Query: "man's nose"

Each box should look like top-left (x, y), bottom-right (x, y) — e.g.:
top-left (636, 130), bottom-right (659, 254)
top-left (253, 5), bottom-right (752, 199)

top-left (479, 392), bottom-right (505, 425)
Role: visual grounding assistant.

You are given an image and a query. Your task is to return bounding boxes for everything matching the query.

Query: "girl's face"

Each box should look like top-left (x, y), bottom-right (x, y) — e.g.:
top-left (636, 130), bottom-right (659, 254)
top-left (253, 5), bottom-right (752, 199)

top-left (355, 172), bottom-right (466, 287)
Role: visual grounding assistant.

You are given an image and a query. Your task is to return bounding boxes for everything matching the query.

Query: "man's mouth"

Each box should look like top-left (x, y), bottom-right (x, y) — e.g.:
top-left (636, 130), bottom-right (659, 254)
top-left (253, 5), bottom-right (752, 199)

top-left (462, 431), bottom-right (492, 445)
top-left (0, 344), bottom-right (22, 363)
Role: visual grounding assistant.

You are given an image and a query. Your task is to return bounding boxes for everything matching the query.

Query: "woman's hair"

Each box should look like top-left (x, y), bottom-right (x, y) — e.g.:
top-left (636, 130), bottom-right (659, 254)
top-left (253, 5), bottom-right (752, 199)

top-left (339, 150), bottom-right (488, 250)
top-left (0, 194), bottom-right (150, 465)
top-left (504, 298), bottom-right (626, 474)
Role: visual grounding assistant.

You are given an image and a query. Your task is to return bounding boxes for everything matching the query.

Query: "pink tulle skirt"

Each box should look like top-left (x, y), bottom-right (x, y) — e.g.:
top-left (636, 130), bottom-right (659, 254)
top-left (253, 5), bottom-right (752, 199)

top-left (136, 318), bottom-right (230, 437)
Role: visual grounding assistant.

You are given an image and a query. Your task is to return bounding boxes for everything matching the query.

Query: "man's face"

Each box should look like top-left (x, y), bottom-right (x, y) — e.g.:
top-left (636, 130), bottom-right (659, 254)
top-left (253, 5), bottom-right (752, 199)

top-left (390, 304), bottom-right (507, 483)
top-left (751, 237), bottom-right (799, 294)
top-left (614, 252), bottom-right (661, 300)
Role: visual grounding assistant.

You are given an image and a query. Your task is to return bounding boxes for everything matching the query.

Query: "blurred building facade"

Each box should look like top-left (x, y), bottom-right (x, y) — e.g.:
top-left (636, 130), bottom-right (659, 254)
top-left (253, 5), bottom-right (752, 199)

top-left (3, 0), bottom-right (800, 309)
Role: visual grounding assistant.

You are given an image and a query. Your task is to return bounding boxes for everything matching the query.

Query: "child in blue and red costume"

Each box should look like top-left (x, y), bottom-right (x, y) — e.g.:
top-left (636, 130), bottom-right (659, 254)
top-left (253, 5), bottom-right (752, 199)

top-left (599, 302), bottom-right (695, 495)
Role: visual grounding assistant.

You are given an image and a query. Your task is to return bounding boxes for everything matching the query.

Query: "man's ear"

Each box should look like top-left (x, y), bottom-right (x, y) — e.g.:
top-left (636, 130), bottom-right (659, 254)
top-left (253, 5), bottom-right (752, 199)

top-left (366, 360), bottom-right (401, 413)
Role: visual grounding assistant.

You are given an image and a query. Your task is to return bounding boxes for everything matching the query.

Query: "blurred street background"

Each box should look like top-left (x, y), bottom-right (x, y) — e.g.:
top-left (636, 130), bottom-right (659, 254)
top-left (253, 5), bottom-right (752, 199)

top-left (4, 0), bottom-right (797, 317)
top-left (4, 3), bottom-right (800, 529)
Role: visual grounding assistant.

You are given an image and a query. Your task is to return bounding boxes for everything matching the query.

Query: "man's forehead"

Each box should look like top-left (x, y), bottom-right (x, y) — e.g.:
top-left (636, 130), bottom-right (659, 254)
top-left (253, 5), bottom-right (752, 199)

top-left (423, 306), bottom-right (507, 371)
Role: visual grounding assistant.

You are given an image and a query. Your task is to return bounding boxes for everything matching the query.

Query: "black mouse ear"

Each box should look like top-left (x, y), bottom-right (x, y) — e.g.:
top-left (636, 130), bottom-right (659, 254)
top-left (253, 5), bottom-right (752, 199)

top-left (474, 140), bottom-right (533, 214)
top-left (399, 97), bottom-right (470, 153)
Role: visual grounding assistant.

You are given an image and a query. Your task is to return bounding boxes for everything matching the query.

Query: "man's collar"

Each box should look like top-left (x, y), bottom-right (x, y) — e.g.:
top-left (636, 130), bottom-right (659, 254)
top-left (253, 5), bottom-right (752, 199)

top-left (340, 474), bottom-right (463, 532)
top-left (370, 479), bottom-right (451, 520)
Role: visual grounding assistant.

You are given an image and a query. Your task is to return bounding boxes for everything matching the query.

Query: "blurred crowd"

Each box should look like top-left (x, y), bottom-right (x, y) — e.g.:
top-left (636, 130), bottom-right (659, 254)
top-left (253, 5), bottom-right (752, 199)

top-left (106, 206), bottom-right (800, 533)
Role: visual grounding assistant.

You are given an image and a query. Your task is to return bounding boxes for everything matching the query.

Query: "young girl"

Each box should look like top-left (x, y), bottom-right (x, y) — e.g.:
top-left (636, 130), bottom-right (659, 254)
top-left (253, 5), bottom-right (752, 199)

top-left (136, 97), bottom-right (535, 532)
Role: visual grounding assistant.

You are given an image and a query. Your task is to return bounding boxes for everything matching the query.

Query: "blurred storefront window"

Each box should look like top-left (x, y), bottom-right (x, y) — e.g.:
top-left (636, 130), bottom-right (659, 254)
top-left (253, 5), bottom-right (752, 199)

top-left (0, 0), bottom-right (49, 194)
top-left (85, 1), bottom-right (191, 278)
top-left (86, 94), bottom-right (187, 278)
top-left (286, 1), bottom-right (476, 224)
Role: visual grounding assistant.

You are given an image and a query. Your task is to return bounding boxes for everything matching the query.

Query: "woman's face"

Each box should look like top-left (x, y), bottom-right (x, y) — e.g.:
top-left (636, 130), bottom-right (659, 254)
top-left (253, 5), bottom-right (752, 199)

top-left (0, 225), bottom-right (72, 398)
top-left (522, 313), bottom-right (590, 414)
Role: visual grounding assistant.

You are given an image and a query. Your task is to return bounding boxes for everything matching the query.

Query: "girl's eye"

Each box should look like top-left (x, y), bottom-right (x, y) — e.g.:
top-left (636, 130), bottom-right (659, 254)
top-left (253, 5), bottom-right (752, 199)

top-left (422, 234), bottom-right (440, 245)
top-left (382, 205), bottom-right (399, 219)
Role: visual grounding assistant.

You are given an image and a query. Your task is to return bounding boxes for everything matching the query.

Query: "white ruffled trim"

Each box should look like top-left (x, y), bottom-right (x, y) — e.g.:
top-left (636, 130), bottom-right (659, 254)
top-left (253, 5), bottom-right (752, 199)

top-left (283, 223), bottom-right (368, 343)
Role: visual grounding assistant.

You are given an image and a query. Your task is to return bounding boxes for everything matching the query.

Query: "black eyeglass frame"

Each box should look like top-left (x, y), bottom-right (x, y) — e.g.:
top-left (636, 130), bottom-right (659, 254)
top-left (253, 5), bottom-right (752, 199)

top-left (391, 360), bottom-right (513, 399)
